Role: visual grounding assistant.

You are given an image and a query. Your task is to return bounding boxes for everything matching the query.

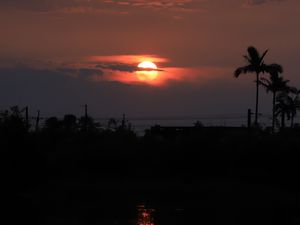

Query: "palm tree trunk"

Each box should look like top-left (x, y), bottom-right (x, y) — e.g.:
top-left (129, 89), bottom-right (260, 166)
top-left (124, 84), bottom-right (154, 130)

top-left (255, 72), bottom-right (259, 125)
top-left (272, 91), bottom-right (276, 132)
top-left (281, 112), bottom-right (285, 129)
top-left (291, 115), bottom-right (294, 128)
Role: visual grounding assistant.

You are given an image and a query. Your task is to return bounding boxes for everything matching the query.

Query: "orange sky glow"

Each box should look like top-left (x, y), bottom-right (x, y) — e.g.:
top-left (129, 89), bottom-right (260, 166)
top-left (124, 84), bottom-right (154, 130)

top-left (0, 0), bottom-right (299, 116)
top-left (85, 54), bottom-right (231, 86)
top-left (80, 55), bottom-right (197, 86)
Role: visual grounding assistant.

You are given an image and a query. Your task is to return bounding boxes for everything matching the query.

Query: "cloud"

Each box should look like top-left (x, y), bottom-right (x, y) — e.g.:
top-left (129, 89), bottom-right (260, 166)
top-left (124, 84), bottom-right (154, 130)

top-left (58, 67), bottom-right (104, 77)
top-left (78, 68), bottom-right (103, 77)
top-left (90, 65), bottom-right (231, 87)
top-left (0, 0), bottom-right (78, 12)
top-left (117, 0), bottom-right (195, 9)
top-left (56, 68), bottom-right (78, 74)
top-left (88, 55), bottom-right (169, 64)
top-left (0, 0), bottom-right (287, 16)
top-left (0, 0), bottom-right (203, 15)
top-left (0, 59), bottom-right (104, 83)
top-left (245, 0), bottom-right (283, 6)
top-left (58, 61), bottom-right (107, 77)
top-left (96, 62), bottom-right (137, 73)
top-left (0, 55), bottom-right (231, 88)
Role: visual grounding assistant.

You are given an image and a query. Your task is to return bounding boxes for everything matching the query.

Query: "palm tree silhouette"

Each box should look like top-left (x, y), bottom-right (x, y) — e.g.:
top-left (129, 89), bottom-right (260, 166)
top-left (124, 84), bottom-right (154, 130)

top-left (289, 89), bottom-right (300, 127)
top-left (276, 89), bottom-right (300, 128)
top-left (234, 46), bottom-right (282, 125)
top-left (275, 93), bottom-right (289, 129)
top-left (259, 70), bottom-right (290, 131)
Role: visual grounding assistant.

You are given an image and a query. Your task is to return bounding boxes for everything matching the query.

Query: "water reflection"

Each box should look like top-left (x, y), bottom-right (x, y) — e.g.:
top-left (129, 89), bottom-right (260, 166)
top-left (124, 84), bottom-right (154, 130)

top-left (137, 204), bottom-right (155, 225)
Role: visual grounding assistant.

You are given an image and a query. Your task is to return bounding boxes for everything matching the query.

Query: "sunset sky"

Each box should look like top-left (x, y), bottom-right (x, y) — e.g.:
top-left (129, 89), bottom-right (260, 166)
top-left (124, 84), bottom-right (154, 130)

top-left (0, 0), bottom-right (300, 120)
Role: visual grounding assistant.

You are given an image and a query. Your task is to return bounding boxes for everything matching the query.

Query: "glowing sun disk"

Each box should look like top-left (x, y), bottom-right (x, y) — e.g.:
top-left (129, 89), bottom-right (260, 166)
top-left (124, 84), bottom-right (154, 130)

top-left (138, 61), bottom-right (158, 70)
top-left (136, 61), bottom-right (159, 81)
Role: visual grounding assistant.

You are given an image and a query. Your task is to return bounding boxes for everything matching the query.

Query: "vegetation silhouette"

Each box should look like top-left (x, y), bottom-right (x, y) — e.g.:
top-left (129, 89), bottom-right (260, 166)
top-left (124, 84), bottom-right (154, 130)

top-left (259, 70), bottom-right (291, 131)
top-left (234, 46), bottom-right (283, 125)
top-left (0, 106), bottom-right (28, 136)
top-left (44, 116), bottom-right (60, 131)
top-left (1, 104), bottom-right (300, 225)
top-left (275, 88), bottom-right (300, 128)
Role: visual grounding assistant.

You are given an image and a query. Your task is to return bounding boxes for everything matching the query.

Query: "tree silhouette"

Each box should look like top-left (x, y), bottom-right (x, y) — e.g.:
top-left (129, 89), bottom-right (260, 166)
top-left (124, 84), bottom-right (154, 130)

top-left (259, 70), bottom-right (290, 131)
top-left (44, 117), bottom-right (60, 133)
top-left (0, 106), bottom-right (28, 136)
top-left (234, 46), bottom-right (283, 125)
top-left (78, 116), bottom-right (101, 133)
top-left (276, 89), bottom-right (300, 128)
top-left (62, 114), bottom-right (78, 133)
top-left (289, 89), bottom-right (300, 127)
top-left (107, 118), bottom-right (118, 131)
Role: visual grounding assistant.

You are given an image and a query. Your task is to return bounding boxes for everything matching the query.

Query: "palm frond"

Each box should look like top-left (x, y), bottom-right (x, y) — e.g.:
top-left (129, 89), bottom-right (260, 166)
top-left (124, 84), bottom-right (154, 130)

top-left (243, 55), bottom-right (251, 63)
top-left (247, 46), bottom-right (260, 63)
top-left (276, 91), bottom-right (288, 102)
top-left (260, 77), bottom-right (270, 84)
top-left (260, 49), bottom-right (269, 63)
top-left (272, 63), bottom-right (283, 73)
top-left (259, 77), bottom-right (271, 91)
top-left (274, 104), bottom-right (283, 116)
top-left (260, 64), bottom-right (273, 74)
top-left (289, 87), bottom-right (298, 94)
top-left (259, 74), bottom-right (291, 94)
top-left (265, 63), bottom-right (283, 74)
top-left (234, 68), bottom-right (243, 78)
top-left (234, 65), bottom-right (254, 77)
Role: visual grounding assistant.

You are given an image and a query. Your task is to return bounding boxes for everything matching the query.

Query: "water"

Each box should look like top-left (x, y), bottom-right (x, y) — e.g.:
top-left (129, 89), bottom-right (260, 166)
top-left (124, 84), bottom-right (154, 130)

top-left (137, 204), bottom-right (155, 225)
top-left (94, 115), bottom-right (251, 135)
top-left (32, 112), bottom-right (300, 135)
top-left (127, 117), bottom-right (247, 135)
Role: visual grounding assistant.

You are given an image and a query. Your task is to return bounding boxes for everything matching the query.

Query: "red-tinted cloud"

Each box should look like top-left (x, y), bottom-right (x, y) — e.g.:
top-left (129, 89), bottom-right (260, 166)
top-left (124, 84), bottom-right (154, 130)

top-left (245, 0), bottom-right (283, 6)
top-left (0, 55), bottom-right (231, 87)
top-left (0, 0), bottom-right (203, 14)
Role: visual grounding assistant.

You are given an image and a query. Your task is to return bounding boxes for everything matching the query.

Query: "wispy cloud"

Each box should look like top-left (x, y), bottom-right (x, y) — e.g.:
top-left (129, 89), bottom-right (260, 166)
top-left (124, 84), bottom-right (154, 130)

top-left (4, 0), bottom-right (285, 18)
top-left (0, 0), bottom-right (203, 15)
top-left (87, 55), bottom-right (169, 64)
top-left (95, 63), bottom-right (137, 73)
top-left (0, 0), bottom-right (288, 16)
top-left (245, 0), bottom-right (283, 6)
top-left (58, 67), bottom-right (104, 77)
top-left (0, 55), bottom-right (231, 87)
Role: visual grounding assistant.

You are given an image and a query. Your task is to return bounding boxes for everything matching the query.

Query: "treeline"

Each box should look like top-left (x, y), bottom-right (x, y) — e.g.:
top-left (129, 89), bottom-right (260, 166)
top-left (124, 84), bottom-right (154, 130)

top-left (235, 46), bottom-right (300, 131)
top-left (0, 105), bottom-right (135, 137)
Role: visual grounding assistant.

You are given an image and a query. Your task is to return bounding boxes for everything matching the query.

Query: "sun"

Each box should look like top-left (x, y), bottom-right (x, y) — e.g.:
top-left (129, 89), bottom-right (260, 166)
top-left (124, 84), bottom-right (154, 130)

top-left (137, 61), bottom-right (158, 70)
top-left (136, 61), bottom-right (158, 81)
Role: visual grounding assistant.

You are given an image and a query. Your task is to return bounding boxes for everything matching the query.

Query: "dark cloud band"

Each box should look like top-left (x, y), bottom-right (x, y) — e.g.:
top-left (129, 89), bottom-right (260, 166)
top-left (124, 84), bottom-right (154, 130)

top-left (0, 0), bottom-right (201, 13)
top-left (246, 0), bottom-right (283, 6)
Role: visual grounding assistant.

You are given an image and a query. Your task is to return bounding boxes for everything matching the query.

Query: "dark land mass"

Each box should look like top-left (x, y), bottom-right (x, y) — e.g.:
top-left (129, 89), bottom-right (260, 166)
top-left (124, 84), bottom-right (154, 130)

top-left (2, 124), bottom-right (300, 225)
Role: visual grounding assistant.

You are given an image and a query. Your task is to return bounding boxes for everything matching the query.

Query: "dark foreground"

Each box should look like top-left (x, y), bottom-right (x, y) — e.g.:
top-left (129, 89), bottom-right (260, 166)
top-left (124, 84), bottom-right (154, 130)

top-left (3, 127), bottom-right (300, 225)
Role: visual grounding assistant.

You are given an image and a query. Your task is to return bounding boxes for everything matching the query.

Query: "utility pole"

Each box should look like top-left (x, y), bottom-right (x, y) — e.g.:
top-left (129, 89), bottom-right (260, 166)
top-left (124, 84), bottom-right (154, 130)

top-left (84, 104), bottom-right (88, 132)
top-left (35, 110), bottom-right (40, 132)
top-left (281, 112), bottom-right (285, 130)
top-left (121, 113), bottom-right (126, 130)
top-left (85, 104), bottom-right (88, 120)
top-left (247, 108), bottom-right (252, 129)
top-left (25, 106), bottom-right (29, 131)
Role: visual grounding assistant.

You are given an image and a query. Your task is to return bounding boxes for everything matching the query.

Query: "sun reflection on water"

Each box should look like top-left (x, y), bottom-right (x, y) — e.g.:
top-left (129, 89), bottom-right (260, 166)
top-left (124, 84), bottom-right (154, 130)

top-left (137, 204), bottom-right (155, 225)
